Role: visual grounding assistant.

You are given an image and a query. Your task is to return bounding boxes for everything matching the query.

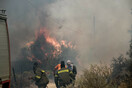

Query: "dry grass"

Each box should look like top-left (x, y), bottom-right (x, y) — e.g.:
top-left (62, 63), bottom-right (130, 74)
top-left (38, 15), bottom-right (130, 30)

top-left (11, 64), bottom-right (132, 88)
top-left (66, 64), bottom-right (116, 88)
top-left (66, 64), bottom-right (132, 88)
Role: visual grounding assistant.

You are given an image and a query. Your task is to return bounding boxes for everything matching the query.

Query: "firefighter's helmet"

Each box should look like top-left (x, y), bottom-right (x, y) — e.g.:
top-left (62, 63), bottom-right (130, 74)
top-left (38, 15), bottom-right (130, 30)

top-left (67, 60), bottom-right (71, 64)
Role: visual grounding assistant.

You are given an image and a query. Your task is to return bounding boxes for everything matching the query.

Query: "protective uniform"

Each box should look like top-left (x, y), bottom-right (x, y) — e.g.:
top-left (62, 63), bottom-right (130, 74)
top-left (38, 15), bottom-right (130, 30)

top-left (71, 63), bottom-right (77, 79)
top-left (33, 63), bottom-right (49, 88)
top-left (54, 64), bottom-right (67, 71)
top-left (54, 63), bottom-right (67, 88)
top-left (55, 61), bottom-right (74, 88)
top-left (67, 60), bottom-right (77, 85)
top-left (54, 64), bottom-right (61, 88)
top-left (67, 60), bottom-right (72, 70)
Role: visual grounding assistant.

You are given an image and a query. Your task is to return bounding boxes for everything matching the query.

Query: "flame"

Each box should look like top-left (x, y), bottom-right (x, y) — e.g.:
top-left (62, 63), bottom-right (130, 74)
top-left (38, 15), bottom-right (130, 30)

top-left (61, 40), bottom-right (76, 49)
top-left (68, 42), bottom-right (76, 49)
top-left (36, 28), bottom-right (62, 57)
top-left (27, 55), bottom-right (34, 62)
top-left (27, 56), bottom-right (33, 61)
top-left (44, 32), bottom-right (62, 57)
top-left (24, 27), bottom-right (77, 65)
top-left (46, 36), bottom-right (61, 52)
top-left (26, 41), bottom-right (34, 47)
top-left (34, 27), bottom-right (76, 59)
top-left (27, 55), bottom-right (42, 64)
top-left (61, 40), bottom-right (68, 48)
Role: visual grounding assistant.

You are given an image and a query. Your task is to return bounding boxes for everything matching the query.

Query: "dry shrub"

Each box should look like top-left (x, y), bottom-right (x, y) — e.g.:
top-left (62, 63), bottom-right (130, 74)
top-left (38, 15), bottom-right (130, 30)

top-left (66, 62), bottom-right (132, 88)
top-left (66, 84), bottom-right (74, 88)
top-left (73, 64), bottom-right (117, 88)
top-left (11, 71), bottom-right (34, 88)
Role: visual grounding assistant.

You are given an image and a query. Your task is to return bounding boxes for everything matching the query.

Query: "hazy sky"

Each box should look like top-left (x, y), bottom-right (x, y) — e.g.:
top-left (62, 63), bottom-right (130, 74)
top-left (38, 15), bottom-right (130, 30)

top-left (47, 0), bottom-right (132, 65)
top-left (0, 0), bottom-right (132, 65)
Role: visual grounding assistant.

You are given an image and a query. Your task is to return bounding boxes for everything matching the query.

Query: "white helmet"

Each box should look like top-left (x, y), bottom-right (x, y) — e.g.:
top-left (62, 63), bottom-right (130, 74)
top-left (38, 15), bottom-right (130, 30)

top-left (67, 60), bottom-right (71, 64)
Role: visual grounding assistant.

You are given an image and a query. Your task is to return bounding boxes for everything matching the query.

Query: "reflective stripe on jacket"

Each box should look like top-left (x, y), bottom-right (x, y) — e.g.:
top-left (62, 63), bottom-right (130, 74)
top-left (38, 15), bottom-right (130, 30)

top-left (56, 68), bottom-right (74, 85)
top-left (34, 68), bottom-right (49, 85)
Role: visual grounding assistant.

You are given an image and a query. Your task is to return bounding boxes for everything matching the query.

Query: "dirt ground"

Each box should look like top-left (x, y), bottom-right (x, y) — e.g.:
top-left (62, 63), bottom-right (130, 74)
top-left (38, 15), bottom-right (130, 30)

top-left (29, 82), bottom-right (56, 88)
top-left (47, 83), bottom-right (56, 88)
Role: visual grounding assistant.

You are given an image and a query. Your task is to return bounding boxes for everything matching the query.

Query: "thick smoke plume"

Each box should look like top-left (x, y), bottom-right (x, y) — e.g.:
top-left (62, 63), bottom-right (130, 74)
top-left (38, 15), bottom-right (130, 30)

top-left (0, 0), bottom-right (132, 66)
top-left (0, 0), bottom-right (56, 60)
top-left (47, 0), bottom-right (132, 65)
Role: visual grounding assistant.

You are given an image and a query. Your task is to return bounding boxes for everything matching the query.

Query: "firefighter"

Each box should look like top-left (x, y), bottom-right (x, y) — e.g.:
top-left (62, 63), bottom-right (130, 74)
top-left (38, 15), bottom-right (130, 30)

top-left (54, 62), bottom-right (67, 88)
top-left (67, 60), bottom-right (77, 85)
top-left (55, 61), bottom-right (74, 88)
top-left (67, 60), bottom-right (72, 70)
top-left (54, 62), bottom-right (67, 71)
top-left (33, 62), bottom-right (49, 88)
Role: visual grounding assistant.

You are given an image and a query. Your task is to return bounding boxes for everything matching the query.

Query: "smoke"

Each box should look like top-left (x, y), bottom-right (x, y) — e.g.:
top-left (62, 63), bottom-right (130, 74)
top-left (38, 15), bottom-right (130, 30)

top-left (1, 0), bottom-right (132, 65)
top-left (0, 0), bottom-right (56, 61)
top-left (46, 0), bottom-right (132, 65)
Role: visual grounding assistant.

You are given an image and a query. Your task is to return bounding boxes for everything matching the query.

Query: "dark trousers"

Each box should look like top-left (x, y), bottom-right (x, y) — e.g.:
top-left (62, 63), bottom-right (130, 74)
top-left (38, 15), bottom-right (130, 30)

top-left (58, 83), bottom-right (71, 88)
top-left (38, 84), bottom-right (46, 88)
top-left (54, 77), bottom-right (59, 88)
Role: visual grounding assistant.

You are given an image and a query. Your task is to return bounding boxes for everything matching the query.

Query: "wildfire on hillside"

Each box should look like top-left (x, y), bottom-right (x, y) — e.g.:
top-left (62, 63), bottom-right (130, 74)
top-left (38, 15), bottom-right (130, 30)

top-left (24, 27), bottom-right (77, 67)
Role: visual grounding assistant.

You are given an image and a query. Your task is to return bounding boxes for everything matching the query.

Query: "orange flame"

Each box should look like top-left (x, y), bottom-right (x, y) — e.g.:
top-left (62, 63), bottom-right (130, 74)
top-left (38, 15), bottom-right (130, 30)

top-left (35, 28), bottom-right (76, 57)
top-left (61, 40), bottom-right (68, 48)
top-left (26, 41), bottom-right (34, 47)
top-left (61, 40), bottom-right (76, 49)
top-left (46, 36), bottom-right (61, 52)
top-left (36, 28), bottom-right (62, 57)
top-left (25, 27), bottom-right (77, 64)
top-left (27, 56), bottom-right (33, 61)
top-left (27, 55), bottom-right (42, 64)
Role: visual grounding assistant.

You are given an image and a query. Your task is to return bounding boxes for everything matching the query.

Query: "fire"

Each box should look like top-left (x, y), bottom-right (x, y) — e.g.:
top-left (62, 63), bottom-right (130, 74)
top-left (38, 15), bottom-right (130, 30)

top-left (25, 27), bottom-right (76, 62)
top-left (42, 28), bottom-right (62, 56)
top-left (36, 28), bottom-right (62, 53)
top-left (26, 41), bottom-right (34, 47)
top-left (27, 55), bottom-right (34, 62)
top-left (37, 28), bottom-right (76, 57)
top-left (27, 55), bottom-right (42, 64)
top-left (46, 36), bottom-right (61, 52)
top-left (35, 28), bottom-right (63, 57)
top-left (27, 56), bottom-right (33, 61)
top-left (61, 40), bottom-right (76, 49)
top-left (61, 40), bottom-right (68, 48)
top-left (19, 27), bottom-right (78, 70)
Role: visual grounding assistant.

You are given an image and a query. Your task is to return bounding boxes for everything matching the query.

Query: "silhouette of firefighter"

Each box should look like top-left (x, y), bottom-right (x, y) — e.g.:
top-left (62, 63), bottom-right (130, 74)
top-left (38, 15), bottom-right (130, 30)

top-left (54, 61), bottom-right (67, 88)
top-left (66, 60), bottom-right (77, 85)
top-left (32, 62), bottom-right (49, 88)
top-left (55, 61), bottom-right (74, 88)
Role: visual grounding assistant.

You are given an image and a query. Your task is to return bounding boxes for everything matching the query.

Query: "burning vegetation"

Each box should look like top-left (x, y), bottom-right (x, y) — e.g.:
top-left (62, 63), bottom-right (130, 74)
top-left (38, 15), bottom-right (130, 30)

top-left (12, 28), bottom-right (132, 88)
top-left (11, 28), bottom-right (132, 88)
top-left (11, 27), bottom-right (78, 88)
top-left (12, 27), bottom-right (78, 73)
